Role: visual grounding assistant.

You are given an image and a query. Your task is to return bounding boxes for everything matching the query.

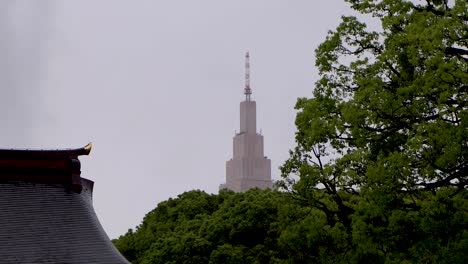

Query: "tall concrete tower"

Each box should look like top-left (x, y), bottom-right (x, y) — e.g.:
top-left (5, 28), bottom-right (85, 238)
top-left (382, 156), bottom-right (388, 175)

top-left (221, 52), bottom-right (272, 192)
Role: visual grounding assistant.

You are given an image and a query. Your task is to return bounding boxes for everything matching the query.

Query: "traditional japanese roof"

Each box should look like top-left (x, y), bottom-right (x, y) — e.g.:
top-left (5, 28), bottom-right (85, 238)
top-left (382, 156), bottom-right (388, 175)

top-left (0, 144), bottom-right (129, 263)
top-left (0, 143), bottom-right (93, 193)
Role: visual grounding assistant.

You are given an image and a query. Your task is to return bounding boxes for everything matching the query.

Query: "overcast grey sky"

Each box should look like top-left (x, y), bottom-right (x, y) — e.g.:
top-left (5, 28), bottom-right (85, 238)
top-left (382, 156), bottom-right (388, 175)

top-left (1, 0), bottom-right (353, 238)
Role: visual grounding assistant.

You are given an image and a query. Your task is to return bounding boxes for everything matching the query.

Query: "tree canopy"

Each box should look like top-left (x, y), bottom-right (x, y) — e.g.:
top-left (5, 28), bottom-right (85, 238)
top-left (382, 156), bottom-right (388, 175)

top-left (280, 0), bottom-right (467, 262)
top-left (114, 0), bottom-right (467, 263)
top-left (113, 189), bottom-right (302, 263)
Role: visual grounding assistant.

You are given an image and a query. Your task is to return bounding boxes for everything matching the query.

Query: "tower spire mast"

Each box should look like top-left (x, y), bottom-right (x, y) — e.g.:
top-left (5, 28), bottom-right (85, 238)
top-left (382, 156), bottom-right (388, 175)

top-left (244, 51), bottom-right (251, 101)
top-left (222, 50), bottom-right (272, 192)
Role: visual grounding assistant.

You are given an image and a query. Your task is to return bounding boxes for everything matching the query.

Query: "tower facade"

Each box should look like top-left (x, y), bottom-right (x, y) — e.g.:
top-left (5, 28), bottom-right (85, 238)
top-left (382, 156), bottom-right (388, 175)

top-left (221, 52), bottom-right (272, 192)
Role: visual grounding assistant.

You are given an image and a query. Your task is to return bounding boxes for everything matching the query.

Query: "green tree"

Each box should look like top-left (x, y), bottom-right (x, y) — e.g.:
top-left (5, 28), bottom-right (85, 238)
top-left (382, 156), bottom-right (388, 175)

top-left (113, 189), bottom-right (295, 263)
top-left (280, 0), bottom-right (467, 262)
top-left (113, 190), bottom-right (219, 263)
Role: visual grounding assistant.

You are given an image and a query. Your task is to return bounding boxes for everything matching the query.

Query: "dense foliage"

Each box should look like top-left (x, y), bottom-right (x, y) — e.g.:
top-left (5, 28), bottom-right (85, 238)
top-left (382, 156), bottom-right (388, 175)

top-left (280, 0), bottom-right (467, 262)
top-left (113, 189), bottom-right (307, 263)
top-left (115, 0), bottom-right (467, 263)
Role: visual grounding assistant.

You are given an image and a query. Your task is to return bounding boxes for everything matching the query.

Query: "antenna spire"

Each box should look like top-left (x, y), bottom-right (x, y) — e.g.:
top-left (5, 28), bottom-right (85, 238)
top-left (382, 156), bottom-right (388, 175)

top-left (244, 51), bottom-right (251, 101)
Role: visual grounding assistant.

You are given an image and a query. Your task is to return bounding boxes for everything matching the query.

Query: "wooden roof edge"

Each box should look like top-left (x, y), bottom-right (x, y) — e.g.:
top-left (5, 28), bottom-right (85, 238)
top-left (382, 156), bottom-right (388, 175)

top-left (0, 143), bottom-right (93, 159)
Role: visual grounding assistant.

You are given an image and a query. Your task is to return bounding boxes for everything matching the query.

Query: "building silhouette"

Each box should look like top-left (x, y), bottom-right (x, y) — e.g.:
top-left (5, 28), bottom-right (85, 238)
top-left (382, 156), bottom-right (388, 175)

top-left (221, 52), bottom-right (272, 192)
top-left (0, 144), bottom-right (129, 263)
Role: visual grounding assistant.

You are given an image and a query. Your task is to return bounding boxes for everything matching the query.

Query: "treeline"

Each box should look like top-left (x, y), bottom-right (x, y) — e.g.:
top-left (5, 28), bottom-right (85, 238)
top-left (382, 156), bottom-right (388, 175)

top-left (113, 189), bottom-right (299, 263)
top-left (113, 187), bottom-right (466, 263)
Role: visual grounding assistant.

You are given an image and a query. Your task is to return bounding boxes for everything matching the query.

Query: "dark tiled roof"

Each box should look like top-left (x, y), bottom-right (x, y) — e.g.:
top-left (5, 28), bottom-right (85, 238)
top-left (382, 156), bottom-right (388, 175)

top-left (0, 145), bottom-right (129, 263)
top-left (0, 179), bottom-right (129, 264)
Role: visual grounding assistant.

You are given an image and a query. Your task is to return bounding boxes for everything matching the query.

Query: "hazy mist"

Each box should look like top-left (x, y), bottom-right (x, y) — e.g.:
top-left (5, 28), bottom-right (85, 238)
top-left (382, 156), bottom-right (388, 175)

top-left (1, 0), bottom-right (350, 238)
